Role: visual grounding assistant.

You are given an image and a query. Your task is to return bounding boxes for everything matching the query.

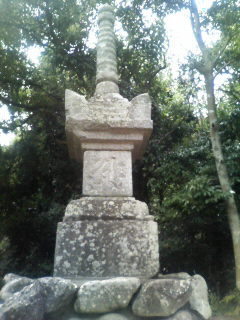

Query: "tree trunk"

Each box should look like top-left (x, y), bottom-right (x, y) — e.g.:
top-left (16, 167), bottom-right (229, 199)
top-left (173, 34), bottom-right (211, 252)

top-left (204, 71), bottom-right (240, 290)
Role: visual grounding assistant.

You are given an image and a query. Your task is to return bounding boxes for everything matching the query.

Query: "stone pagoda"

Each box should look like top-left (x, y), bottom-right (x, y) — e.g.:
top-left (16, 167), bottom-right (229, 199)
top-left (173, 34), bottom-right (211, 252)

top-left (53, 4), bottom-right (159, 280)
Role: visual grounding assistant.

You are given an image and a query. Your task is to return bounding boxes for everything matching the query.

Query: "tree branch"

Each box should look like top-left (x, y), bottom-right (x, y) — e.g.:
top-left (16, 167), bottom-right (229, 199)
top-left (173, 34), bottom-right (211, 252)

top-left (0, 95), bottom-right (56, 114)
top-left (0, 95), bottom-right (35, 112)
top-left (189, 0), bottom-right (207, 55)
top-left (212, 36), bottom-right (231, 69)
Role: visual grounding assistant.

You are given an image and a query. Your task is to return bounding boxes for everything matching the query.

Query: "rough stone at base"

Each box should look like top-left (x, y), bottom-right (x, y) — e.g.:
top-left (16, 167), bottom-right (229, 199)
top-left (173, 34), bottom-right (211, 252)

top-left (38, 277), bottom-right (78, 314)
top-left (189, 275), bottom-right (212, 319)
top-left (167, 310), bottom-right (201, 320)
top-left (132, 278), bottom-right (192, 317)
top-left (74, 277), bottom-right (140, 313)
top-left (0, 273), bottom-right (212, 320)
top-left (3, 273), bottom-right (21, 285)
top-left (0, 277), bottom-right (34, 301)
top-left (98, 314), bottom-right (128, 320)
top-left (54, 219), bottom-right (159, 278)
top-left (0, 281), bottom-right (45, 320)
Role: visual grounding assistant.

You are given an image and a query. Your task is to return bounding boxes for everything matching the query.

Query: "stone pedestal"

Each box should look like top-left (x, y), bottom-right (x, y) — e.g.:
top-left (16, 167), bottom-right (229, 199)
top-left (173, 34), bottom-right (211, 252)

top-left (54, 198), bottom-right (159, 279)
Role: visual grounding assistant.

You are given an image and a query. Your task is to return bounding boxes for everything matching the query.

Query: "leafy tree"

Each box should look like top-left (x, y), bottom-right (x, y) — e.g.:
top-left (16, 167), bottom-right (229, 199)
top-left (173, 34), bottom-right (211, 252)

top-left (189, 0), bottom-right (240, 290)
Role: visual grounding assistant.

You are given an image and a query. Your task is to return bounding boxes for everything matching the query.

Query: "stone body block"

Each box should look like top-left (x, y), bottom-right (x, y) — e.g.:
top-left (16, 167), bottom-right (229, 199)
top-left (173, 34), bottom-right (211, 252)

top-left (83, 151), bottom-right (132, 196)
top-left (132, 278), bottom-right (192, 317)
top-left (74, 277), bottom-right (140, 313)
top-left (54, 219), bottom-right (159, 278)
top-left (189, 275), bottom-right (212, 319)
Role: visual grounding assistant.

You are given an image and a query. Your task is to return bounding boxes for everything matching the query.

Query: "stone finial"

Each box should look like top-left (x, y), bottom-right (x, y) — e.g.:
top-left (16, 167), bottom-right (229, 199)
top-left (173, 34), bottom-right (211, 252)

top-left (95, 5), bottom-right (119, 95)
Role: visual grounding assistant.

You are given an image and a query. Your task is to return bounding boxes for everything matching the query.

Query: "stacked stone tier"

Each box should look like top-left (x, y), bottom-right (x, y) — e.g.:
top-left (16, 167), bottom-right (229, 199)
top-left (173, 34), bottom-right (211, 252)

top-left (54, 197), bottom-right (159, 279)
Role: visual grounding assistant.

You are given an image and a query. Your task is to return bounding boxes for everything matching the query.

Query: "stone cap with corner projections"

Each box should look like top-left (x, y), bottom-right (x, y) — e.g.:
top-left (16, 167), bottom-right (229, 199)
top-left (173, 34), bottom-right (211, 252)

top-left (65, 90), bottom-right (152, 162)
top-left (65, 4), bottom-right (152, 163)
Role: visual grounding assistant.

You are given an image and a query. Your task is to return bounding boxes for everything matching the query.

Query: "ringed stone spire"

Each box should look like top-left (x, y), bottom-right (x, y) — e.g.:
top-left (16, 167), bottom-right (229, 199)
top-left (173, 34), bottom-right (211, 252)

top-left (96, 5), bottom-right (119, 94)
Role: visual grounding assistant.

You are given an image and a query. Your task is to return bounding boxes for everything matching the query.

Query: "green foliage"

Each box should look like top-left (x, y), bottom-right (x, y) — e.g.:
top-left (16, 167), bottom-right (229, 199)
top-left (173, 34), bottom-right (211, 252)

top-left (0, 127), bottom-right (82, 277)
top-left (210, 289), bottom-right (240, 316)
top-left (139, 87), bottom-right (240, 293)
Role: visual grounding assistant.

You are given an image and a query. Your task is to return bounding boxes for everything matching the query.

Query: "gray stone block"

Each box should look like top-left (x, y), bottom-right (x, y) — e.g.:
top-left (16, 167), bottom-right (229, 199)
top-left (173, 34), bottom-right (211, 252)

top-left (74, 277), bottom-right (140, 313)
top-left (0, 281), bottom-right (45, 320)
top-left (63, 197), bottom-right (152, 221)
top-left (98, 314), bottom-right (128, 320)
top-left (83, 151), bottom-right (132, 196)
top-left (2, 273), bottom-right (21, 285)
top-left (189, 274), bottom-right (212, 319)
top-left (132, 278), bottom-right (192, 317)
top-left (54, 219), bottom-right (159, 278)
top-left (167, 310), bottom-right (201, 320)
top-left (39, 277), bottom-right (78, 314)
top-left (0, 277), bottom-right (34, 301)
top-left (157, 272), bottom-right (191, 280)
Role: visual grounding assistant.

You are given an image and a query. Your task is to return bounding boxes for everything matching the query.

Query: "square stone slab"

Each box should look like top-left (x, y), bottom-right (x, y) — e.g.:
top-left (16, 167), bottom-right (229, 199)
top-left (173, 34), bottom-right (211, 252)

top-left (83, 150), bottom-right (132, 196)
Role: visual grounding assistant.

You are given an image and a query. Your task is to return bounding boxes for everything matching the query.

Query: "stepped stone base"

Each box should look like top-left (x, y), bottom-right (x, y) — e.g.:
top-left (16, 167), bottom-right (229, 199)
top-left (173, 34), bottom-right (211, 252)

top-left (54, 198), bottom-right (159, 278)
top-left (0, 273), bottom-right (212, 320)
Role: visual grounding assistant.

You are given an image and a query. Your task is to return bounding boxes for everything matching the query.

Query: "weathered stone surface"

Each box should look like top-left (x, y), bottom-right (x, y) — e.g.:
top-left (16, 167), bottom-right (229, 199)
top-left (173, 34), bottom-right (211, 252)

top-left (3, 273), bottom-right (21, 285)
top-left (95, 81), bottom-right (119, 95)
top-left (0, 276), bottom-right (34, 301)
top-left (157, 272), bottom-right (191, 280)
top-left (98, 314), bottom-right (128, 320)
top-left (189, 275), bottom-right (212, 319)
top-left (64, 197), bottom-right (152, 221)
top-left (96, 5), bottom-right (118, 87)
top-left (132, 278), bottom-right (191, 317)
top-left (63, 317), bottom-right (83, 320)
top-left (61, 313), bottom-right (98, 320)
top-left (54, 219), bottom-right (159, 278)
top-left (0, 281), bottom-right (45, 320)
top-left (39, 277), bottom-right (78, 314)
top-left (167, 310), bottom-right (200, 320)
top-left (65, 90), bottom-right (152, 162)
top-left (74, 277), bottom-right (140, 314)
top-left (83, 151), bottom-right (132, 196)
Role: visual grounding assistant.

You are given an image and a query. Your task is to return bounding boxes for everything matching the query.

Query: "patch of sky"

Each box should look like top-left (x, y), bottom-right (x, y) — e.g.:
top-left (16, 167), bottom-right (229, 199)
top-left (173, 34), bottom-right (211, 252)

top-left (0, 105), bottom-right (15, 146)
top-left (26, 45), bottom-right (44, 65)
